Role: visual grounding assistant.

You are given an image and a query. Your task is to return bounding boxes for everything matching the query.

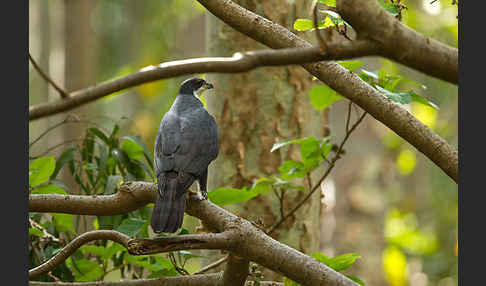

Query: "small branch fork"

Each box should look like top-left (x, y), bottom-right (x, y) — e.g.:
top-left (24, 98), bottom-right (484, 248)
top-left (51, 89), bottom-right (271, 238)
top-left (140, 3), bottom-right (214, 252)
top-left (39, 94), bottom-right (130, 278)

top-left (268, 102), bottom-right (367, 234)
top-left (29, 53), bottom-right (69, 98)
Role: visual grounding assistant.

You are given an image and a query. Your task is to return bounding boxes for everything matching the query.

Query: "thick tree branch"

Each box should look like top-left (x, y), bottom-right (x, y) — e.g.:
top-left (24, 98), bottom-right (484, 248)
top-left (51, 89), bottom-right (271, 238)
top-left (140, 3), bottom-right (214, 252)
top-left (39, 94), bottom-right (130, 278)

top-left (29, 181), bottom-right (155, 215)
top-left (222, 254), bottom-right (249, 286)
top-left (28, 43), bottom-right (377, 121)
top-left (196, 0), bottom-right (458, 182)
top-left (128, 232), bottom-right (235, 255)
top-left (29, 276), bottom-right (282, 286)
top-left (337, 0), bottom-right (458, 84)
top-left (29, 230), bottom-right (131, 279)
top-left (30, 183), bottom-right (359, 286)
top-left (30, 273), bottom-right (223, 286)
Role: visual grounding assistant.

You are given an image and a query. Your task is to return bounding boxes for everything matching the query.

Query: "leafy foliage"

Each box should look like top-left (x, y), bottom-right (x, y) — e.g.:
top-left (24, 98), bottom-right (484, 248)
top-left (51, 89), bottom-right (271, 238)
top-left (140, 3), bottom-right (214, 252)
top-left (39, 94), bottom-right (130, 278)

top-left (28, 120), bottom-right (207, 282)
top-left (284, 252), bottom-right (364, 285)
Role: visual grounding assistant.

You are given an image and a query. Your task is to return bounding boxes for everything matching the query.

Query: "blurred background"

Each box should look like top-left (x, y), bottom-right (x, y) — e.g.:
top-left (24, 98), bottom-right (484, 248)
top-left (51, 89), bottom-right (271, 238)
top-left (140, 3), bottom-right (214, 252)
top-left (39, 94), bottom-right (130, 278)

top-left (29, 0), bottom-right (458, 285)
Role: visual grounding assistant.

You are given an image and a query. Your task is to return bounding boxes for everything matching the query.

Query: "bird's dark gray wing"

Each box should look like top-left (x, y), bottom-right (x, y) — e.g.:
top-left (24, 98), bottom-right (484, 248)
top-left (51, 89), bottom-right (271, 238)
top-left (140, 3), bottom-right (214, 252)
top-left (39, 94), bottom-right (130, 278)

top-left (154, 106), bottom-right (219, 185)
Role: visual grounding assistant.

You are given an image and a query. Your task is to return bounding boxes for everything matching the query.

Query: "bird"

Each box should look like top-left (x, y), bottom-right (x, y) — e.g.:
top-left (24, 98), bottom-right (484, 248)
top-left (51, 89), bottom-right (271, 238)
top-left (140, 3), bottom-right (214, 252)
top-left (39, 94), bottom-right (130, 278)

top-left (150, 77), bottom-right (219, 234)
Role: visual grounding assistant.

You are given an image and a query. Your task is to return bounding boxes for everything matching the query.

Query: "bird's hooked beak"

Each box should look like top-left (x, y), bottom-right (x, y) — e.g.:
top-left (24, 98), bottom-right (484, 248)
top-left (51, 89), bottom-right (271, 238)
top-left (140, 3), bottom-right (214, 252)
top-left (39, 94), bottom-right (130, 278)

top-left (203, 82), bottom-right (214, 90)
top-left (195, 82), bottom-right (214, 98)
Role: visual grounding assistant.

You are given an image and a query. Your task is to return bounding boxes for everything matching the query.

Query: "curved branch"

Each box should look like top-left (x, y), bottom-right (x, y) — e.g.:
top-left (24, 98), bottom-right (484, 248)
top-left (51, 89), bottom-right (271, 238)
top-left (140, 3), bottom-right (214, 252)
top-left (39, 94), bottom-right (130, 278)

top-left (28, 43), bottom-right (377, 121)
top-left (29, 276), bottom-right (283, 286)
top-left (29, 181), bottom-right (156, 215)
top-left (196, 0), bottom-right (457, 182)
top-left (29, 230), bottom-right (131, 280)
top-left (29, 183), bottom-right (360, 286)
top-left (337, 0), bottom-right (458, 84)
top-left (30, 273), bottom-right (223, 286)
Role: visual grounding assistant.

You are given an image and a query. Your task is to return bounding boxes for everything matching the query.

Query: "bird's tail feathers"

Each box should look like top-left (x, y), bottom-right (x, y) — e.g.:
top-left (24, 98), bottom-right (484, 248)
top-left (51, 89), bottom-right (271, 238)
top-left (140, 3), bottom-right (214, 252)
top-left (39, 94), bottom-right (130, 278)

top-left (150, 172), bottom-right (193, 233)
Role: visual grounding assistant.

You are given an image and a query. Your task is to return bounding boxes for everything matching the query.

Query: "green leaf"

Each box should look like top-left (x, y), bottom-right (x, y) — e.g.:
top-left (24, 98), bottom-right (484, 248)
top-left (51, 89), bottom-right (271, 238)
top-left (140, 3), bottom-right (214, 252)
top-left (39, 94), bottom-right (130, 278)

top-left (283, 277), bottom-right (301, 286)
top-left (360, 69), bottom-right (379, 81)
top-left (409, 91), bottom-right (439, 110)
top-left (271, 138), bottom-right (309, 152)
top-left (29, 156), bottom-right (56, 187)
top-left (293, 19), bottom-right (314, 31)
top-left (51, 148), bottom-right (76, 179)
top-left (29, 227), bottom-right (44, 237)
top-left (105, 175), bottom-right (122, 195)
top-left (318, 0), bottom-right (336, 5)
top-left (375, 85), bottom-right (412, 105)
top-left (309, 85), bottom-right (343, 110)
top-left (80, 245), bottom-right (108, 257)
top-left (121, 137), bottom-right (145, 160)
top-left (346, 275), bottom-right (365, 286)
top-left (375, 86), bottom-right (437, 109)
top-left (111, 148), bottom-right (130, 169)
top-left (102, 242), bottom-right (125, 260)
top-left (115, 218), bottom-right (146, 237)
top-left (67, 258), bottom-right (103, 282)
top-left (299, 137), bottom-right (321, 160)
top-left (337, 60), bottom-right (364, 71)
top-left (124, 135), bottom-right (154, 171)
top-left (31, 184), bottom-right (68, 195)
top-left (51, 213), bottom-right (76, 234)
top-left (88, 127), bottom-right (110, 144)
top-left (208, 187), bottom-right (260, 206)
top-left (377, 0), bottom-right (400, 16)
top-left (279, 160), bottom-right (306, 180)
top-left (179, 250), bottom-right (204, 260)
top-left (154, 256), bottom-right (174, 270)
top-left (83, 163), bottom-right (98, 170)
top-left (311, 252), bottom-right (361, 271)
top-left (124, 254), bottom-right (163, 272)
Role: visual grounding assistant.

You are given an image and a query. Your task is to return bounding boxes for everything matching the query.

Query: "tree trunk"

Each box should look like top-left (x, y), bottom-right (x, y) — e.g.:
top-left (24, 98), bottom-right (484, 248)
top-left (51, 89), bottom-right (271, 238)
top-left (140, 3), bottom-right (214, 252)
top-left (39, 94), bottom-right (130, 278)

top-left (62, 0), bottom-right (98, 233)
top-left (204, 0), bottom-right (328, 280)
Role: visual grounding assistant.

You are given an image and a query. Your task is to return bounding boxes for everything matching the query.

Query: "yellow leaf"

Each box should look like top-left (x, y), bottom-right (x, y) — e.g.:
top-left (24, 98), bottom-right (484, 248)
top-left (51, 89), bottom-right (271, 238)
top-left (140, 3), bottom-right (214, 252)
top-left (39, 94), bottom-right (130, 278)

top-left (396, 149), bottom-right (416, 176)
top-left (383, 246), bottom-right (408, 286)
top-left (412, 102), bottom-right (437, 129)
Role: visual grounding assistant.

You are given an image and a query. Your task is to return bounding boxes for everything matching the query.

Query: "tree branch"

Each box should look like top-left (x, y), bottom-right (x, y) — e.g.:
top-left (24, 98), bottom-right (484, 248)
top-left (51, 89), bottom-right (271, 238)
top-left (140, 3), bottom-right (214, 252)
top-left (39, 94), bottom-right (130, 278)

top-left (30, 273), bottom-right (223, 286)
top-left (222, 254), bottom-right (249, 286)
top-left (268, 107), bottom-right (366, 234)
top-left (30, 183), bottom-right (359, 286)
top-left (29, 230), bottom-right (131, 279)
top-left (29, 53), bottom-right (69, 98)
top-left (196, 0), bottom-right (457, 182)
top-left (29, 276), bottom-right (283, 286)
top-left (337, 0), bottom-right (457, 84)
top-left (127, 232), bottom-right (235, 255)
top-left (28, 43), bottom-right (378, 121)
top-left (194, 255), bottom-right (229, 274)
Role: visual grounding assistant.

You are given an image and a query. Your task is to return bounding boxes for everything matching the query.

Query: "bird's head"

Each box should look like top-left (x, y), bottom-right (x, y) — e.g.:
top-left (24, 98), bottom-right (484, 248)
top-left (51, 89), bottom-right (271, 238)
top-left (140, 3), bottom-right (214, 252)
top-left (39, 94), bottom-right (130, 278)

top-left (179, 77), bottom-right (214, 98)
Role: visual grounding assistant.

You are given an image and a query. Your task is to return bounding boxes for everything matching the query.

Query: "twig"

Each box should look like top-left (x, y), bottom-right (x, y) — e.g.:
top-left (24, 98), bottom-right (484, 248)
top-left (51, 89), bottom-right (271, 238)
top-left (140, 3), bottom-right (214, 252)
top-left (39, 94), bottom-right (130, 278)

top-left (29, 41), bottom-right (380, 122)
top-left (30, 138), bottom-right (83, 159)
top-left (169, 252), bottom-right (190, 275)
top-left (29, 53), bottom-right (69, 98)
top-left (29, 240), bottom-right (42, 266)
top-left (29, 115), bottom-right (80, 150)
top-left (312, 0), bottom-right (327, 54)
top-left (194, 255), bottom-right (229, 274)
top-left (29, 230), bottom-right (131, 279)
top-left (268, 106), bottom-right (367, 234)
top-left (345, 101), bottom-right (352, 133)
